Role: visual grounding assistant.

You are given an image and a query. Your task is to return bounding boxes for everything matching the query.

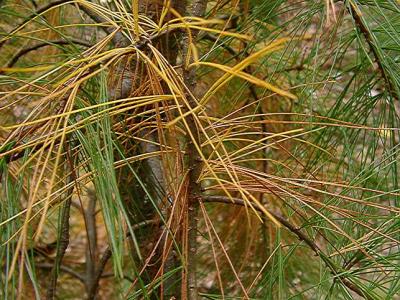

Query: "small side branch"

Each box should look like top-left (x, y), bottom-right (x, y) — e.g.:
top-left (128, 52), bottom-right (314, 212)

top-left (7, 39), bottom-right (92, 68)
top-left (36, 263), bottom-right (85, 284)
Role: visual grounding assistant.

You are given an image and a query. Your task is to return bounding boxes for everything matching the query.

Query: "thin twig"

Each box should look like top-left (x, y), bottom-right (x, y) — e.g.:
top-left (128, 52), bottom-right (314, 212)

top-left (36, 263), bottom-right (86, 284)
top-left (7, 39), bottom-right (92, 68)
top-left (86, 245), bottom-right (112, 300)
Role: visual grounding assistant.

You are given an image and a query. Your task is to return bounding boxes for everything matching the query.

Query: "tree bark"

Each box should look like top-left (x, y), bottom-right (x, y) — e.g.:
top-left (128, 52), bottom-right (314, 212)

top-left (180, 1), bottom-right (208, 299)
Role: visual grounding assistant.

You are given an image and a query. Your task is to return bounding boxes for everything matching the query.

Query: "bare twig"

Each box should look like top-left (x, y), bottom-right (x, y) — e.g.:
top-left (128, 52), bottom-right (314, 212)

top-left (86, 245), bottom-right (112, 300)
top-left (7, 39), bottom-right (92, 68)
top-left (36, 263), bottom-right (86, 284)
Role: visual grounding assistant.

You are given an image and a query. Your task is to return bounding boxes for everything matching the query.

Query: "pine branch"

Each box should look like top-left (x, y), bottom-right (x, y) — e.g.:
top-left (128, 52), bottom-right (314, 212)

top-left (202, 195), bottom-right (375, 300)
top-left (0, 27), bottom-right (178, 165)
top-left (347, 2), bottom-right (400, 102)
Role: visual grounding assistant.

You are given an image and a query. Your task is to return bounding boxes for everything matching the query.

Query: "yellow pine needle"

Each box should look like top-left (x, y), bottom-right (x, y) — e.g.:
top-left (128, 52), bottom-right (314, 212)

top-left (0, 66), bottom-right (53, 73)
top-left (199, 38), bottom-right (291, 105)
top-left (194, 61), bottom-right (297, 100)
top-left (254, 19), bottom-right (277, 31)
top-left (4, 148), bottom-right (177, 233)
top-left (165, 105), bottom-right (205, 128)
top-left (34, 85), bottom-right (78, 242)
top-left (163, 17), bottom-right (225, 27)
top-left (12, 95), bottom-right (171, 129)
top-left (0, 0), bottom-right (72, 45)
top-left (229, 127), bottom-right (330, 162)
top-left (3, 108), bottom-right (173, 177)
top-left (7, 130), bottom-right (57, 281)
top-left (167, 7), bottom-right (194, 66)
top-left (59, 44), bottom-right (121, 66)
top-left (167, 24), bottom-right (251, 40)
top-left (246, 193), bottom-right (281, 227)
top-left (132, 0), bottom-right (140, 40)
top-left (190, 42), bottom-right (200, 64)
top-left (158, 0), bottom-right (171, 27)
top-left (268, 180), bottom-right (380, 266)
top-left (0, 33), bottom-right (115, 95)
top-left (1, 148), bottom-right (177, 232)
top-left (14, 23), bottom-right (116, 38)
top-left (217, 128), bottom-right (304, 158)
top-left (55, 48), bottom-right (131, 87)
top-left (267, 173), bottom-right (400, 213)
top-left (146, 46), bottom-right (247, 208)
top-left (12, 104), bottom-right (175, 172)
